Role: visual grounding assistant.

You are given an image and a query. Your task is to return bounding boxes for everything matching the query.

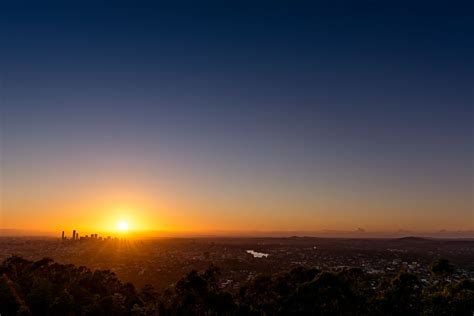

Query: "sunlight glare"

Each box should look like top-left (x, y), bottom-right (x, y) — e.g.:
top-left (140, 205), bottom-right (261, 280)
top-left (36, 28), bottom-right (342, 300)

top-left (117, 220), bottom-right (129, 232)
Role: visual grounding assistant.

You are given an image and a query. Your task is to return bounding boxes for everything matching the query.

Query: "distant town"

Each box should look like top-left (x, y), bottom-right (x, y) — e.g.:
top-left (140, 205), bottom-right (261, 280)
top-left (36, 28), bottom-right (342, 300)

top-left (1, 236), bottom-right (472, 292)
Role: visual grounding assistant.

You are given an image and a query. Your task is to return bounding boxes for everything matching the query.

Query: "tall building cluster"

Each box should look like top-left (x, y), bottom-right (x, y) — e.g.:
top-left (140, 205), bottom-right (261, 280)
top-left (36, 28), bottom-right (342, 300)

top-left (61, 230), bottom-right (113, 241)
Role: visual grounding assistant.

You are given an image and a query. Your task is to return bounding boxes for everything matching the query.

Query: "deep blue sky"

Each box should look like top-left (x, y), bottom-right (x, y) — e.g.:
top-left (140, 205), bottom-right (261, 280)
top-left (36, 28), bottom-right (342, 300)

top-left (1, 1), bottom-right (473, 233)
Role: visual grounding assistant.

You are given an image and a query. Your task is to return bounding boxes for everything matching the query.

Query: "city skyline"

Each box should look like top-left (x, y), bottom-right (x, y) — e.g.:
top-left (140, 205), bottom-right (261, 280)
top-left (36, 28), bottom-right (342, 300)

top-left (1, 1), bottom-right (473, 236)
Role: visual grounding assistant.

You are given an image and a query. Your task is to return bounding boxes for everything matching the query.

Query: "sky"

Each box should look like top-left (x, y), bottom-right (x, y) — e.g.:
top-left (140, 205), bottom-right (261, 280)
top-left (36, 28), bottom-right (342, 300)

top-left (0, 1), bottom-right (473, 236)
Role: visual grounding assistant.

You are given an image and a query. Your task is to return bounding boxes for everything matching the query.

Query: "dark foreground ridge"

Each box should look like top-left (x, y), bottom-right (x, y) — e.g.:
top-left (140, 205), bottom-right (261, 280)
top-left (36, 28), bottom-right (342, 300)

top-left (1, 256), bottom-right (473, 316)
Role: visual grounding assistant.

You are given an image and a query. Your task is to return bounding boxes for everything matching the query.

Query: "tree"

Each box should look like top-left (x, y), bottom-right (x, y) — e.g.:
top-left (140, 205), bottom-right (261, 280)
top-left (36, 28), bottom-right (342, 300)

top-left (2, 256), bottom-right (473, 316)
top-left (49, 290), bottom-right (75, 316)
top-left (430, 258), bottom-right (455, 278)
top-left (25, 277), bottom-right (54, 315)
top-left (376, 272), bottom-right (422, 316)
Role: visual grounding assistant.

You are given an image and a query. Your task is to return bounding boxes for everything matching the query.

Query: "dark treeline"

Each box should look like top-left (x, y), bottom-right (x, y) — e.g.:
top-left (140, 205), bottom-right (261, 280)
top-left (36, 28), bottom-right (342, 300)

top-left (1, 256), bottom-right (473, 316)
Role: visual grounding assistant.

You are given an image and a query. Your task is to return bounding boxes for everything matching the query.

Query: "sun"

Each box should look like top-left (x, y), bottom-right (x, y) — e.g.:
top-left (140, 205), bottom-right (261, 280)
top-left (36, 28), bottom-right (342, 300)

top-left (117, 220), bottom-right (129, 232)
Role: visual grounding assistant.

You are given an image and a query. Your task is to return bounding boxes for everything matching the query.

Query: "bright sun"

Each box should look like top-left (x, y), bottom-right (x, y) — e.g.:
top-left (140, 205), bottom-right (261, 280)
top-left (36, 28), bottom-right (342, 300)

top-left (117, 220), bottom-right (129, 232)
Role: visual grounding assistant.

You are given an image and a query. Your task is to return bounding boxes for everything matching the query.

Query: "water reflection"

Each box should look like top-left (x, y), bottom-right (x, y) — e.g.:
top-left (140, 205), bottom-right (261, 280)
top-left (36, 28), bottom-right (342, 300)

top-left (246, 250), bottom-right (269, 258)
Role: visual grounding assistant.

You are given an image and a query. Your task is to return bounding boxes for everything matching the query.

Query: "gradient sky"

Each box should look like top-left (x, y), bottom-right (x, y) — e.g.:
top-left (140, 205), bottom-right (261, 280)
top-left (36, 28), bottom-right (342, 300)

top-left (1, 1), bottom-right (473, 235)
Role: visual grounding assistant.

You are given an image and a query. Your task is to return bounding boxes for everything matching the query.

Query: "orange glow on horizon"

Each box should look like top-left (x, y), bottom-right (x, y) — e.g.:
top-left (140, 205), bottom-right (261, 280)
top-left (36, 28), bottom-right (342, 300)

top-left (2, 190), bottom-right (473, 237)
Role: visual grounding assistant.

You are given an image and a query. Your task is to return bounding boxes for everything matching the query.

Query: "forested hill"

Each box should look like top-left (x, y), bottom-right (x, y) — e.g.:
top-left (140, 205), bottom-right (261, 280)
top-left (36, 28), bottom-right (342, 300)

top-left (1, 256), bottom-right (473, 316)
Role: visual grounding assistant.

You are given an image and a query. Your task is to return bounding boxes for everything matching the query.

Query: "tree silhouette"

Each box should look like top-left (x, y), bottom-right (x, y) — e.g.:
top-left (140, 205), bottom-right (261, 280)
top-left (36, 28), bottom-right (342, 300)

top-left (1, 256), bottom-right (473, 316)
top-left (430, 258), bottom-right (455, 278)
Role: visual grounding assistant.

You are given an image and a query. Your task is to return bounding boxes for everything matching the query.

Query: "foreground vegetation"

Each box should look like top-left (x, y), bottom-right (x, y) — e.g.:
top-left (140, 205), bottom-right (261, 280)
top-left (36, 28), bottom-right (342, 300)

top-left (1, 256), bottom-right (473, 315)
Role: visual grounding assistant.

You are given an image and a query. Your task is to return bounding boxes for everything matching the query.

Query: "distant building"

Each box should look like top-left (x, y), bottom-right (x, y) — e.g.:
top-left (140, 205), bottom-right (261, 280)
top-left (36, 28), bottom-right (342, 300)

top-left (59, 230), bottom-right (117, 243)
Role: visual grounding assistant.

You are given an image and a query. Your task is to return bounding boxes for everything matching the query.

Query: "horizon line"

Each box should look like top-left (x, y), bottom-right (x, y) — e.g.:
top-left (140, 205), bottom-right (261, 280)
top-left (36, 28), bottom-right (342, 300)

top-left (1, 228), bottom-right (473, 239)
